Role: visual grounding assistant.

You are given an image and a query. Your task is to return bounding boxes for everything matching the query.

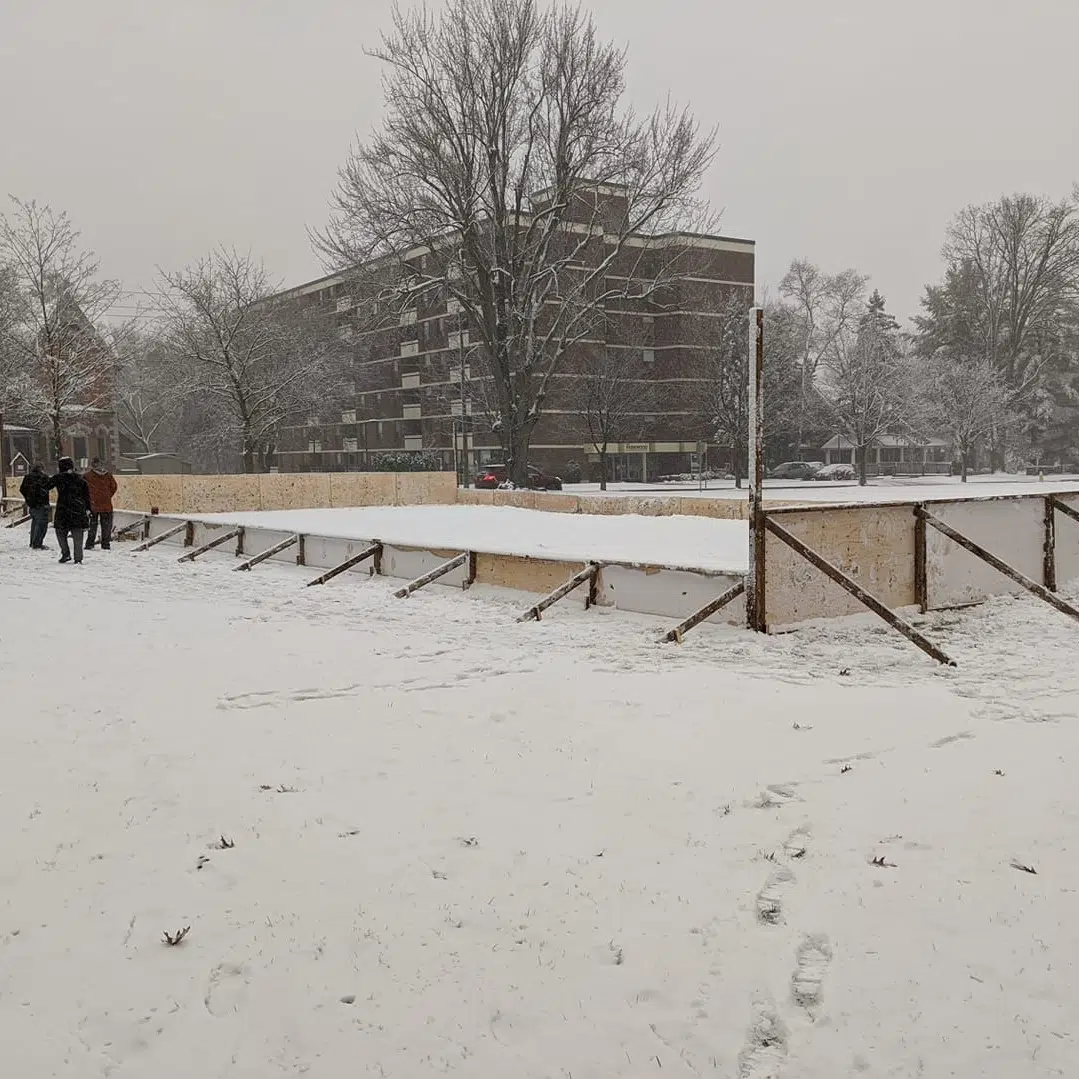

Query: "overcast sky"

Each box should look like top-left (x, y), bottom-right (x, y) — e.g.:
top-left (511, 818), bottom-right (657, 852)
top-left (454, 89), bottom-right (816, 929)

top-left (2, 0), bottom-right (1076, 325)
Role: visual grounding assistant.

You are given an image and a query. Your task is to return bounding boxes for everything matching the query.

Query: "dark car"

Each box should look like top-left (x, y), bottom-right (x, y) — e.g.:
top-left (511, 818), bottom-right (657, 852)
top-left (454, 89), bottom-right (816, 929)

top-left (768, 461), bottom-right (822, 481)
top-left (475, 464), bottom-right (563, 491)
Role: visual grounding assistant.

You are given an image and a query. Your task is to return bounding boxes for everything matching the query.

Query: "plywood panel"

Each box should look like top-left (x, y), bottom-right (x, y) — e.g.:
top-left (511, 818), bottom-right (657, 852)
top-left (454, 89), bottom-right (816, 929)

top-left (765, 505), bottom-right (917, 628)
top-left (113, 476), bottom-right (184, 513)
top-left (1054, 495), bottom-right (1079, 586)
top-left (597, 565), bottom-right (743, 624)
top-left (395, 471), bottom-right (456, 505)
top-left (927, 499), bottom-right (1045, 608)
top-left (259, 473), bottom-right (333, 510)
top-left (181, 475), bottom-right (262, 513)
top-left (473, 552), bottom-right (586, 595)
top-left (677, 497), bottom-right (747, 521)
top-left (329, 473), bottom-right (398, 507)
top-left (532, 492), bottom-right (580, 513)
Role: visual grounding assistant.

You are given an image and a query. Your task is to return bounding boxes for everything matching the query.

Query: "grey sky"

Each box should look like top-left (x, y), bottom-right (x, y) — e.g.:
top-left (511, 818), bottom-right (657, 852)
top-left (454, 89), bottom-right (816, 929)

top-left (2, 0), bottom-right (1076, 325)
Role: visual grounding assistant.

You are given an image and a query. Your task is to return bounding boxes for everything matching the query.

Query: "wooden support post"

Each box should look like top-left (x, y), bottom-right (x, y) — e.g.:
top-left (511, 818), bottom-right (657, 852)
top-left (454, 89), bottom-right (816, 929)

top-left (132, 520), bottom-right (189, 551)
top-left (746, 307), bottom-right (766, 632)
top-left (296, 534), bottom-right (306, 567)
top-left (114, 516), bottom-right (150, 540)
top-left (184, 520), bottom-right (195, 547)
top-left (517, 563), bottom-right (600, 623)
top-left (466, 551), bottom-right (477, 589)
top-left (663, 580), bottom-right (746, 643)
top-left (914, 503), bottom-right (928, 613)
top-left (765, 516), bottom-right (955, 666)
top-left (304, 542), bottom-right (382, 587)
top-left (919, 508), bottom-right (1079, 624)
top-left (177, 526), bottom-right (243, 563)
top-left (4, 513), bottom-right (29, 529)
top-left (394, 551), bottom-right (469, 598)
top-left (234, 533), bottom-right (300, 572)
top-left (1044, 496), bottom-right (1057, 592)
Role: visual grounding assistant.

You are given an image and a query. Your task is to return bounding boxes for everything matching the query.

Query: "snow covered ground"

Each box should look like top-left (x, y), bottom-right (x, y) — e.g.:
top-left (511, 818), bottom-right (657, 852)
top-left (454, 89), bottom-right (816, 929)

top-left (569, 475), bottom-right (1079, 504)
top-left (190, 504), bottom-right (750, 573)
top-left (2, 526), bottom-right (1079, 1078)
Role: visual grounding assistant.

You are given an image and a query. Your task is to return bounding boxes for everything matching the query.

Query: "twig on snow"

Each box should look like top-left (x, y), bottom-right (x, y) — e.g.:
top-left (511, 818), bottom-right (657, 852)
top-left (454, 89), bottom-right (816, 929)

top-left (162, 926), bottom-right (191, 946)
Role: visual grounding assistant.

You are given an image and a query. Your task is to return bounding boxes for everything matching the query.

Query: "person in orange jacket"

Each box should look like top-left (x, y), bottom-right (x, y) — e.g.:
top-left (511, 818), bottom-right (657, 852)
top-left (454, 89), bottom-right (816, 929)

top-left (85, 457), bottom-right (119, 550)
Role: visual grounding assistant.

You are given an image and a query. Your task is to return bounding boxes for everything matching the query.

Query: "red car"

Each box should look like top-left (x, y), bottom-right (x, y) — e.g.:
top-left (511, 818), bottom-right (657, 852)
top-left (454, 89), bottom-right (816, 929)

top-left (474, 464), bottom-right (563, 491)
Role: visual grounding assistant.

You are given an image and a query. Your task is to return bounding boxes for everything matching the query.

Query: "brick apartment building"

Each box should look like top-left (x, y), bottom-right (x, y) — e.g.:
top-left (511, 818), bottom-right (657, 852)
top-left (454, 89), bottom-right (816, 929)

top-left (276, 187), bottom-right (754, 482)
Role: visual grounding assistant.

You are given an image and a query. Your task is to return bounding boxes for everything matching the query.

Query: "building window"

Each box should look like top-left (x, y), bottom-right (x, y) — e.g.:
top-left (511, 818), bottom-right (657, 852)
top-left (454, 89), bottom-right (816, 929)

top-left (399, 308), bottom-right (417, 325)
top-left (642, 348), bottom-right (655, 364)
top-left (338, 324), bottom-right (353, 341)
top-left (401, 371), bottom-right (420, 389)
top-left (343, 437), bottom-right (359, 452)
top-left (448, 329), bottom-right (469, 349)
top-left (448, 364), bottom-right (471, 382)
top-left (403, 404), bottom-right (421, 420)
top-left (96, 434), bottom-right (108, 459)
top-left (404, 435), bottom-right (423, 451)
top-left (336, 297), bottom-right (352, 313)
top-left (446, 297), bottom-right (461, 314)
top-left (341, 409), bottom-right (357, 424)
top-left (400, 340), bottom-right (419, 357)
top-left (377, 421), bottom-right (385, 439)
top-left (307, 440), bottom-right (323, 453)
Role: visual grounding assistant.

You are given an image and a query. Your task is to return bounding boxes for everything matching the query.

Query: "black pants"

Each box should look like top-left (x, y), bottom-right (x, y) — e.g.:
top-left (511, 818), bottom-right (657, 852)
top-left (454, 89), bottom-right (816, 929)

top-left (56, 525), bottom-right (85, 563)
top-left (28, 506), bottom-right (50, 548)
top-left (87, 512), bottom-right (113, 548)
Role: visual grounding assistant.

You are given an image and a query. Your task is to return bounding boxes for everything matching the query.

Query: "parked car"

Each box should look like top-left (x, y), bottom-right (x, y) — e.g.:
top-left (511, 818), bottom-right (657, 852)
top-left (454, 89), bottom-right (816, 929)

top-left (768, 461), bottom-right (823, 481)
top-left (474, 464), bottom-right (564, 491)
top-left (811, 462), bottom-right (857, 481)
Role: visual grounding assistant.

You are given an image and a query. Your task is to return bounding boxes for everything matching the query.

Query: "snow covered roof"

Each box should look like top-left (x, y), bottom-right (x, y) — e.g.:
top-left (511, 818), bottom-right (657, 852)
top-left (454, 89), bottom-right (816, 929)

top-left (821, 434), bottom-right (950, 450)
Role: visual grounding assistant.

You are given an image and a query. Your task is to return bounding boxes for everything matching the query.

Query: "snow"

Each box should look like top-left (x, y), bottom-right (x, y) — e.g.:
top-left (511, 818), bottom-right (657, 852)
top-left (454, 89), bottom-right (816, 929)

top-left (569, 474), bottom-right (1079, 504)
top-left (3, 528), bottom-right (1079, 1078)
top-left (189, 504), bottom-right (750, 574)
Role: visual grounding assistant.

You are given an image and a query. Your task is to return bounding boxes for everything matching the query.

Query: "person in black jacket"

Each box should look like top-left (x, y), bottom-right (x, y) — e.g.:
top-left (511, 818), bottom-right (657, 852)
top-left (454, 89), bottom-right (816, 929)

top-left (19, 463), bottom-right (51, 550)
top-left (47, 457), bottom-right (91, 564)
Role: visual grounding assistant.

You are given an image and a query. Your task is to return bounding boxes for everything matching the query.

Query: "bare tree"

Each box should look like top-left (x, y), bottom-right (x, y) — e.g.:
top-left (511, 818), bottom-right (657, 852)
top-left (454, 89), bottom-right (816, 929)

top-left (0, 198), bottom-right (121, 458)
top-left (925, 353), bottom-right (1010, 481)
top-left (819, 319), bottom-right (912, 487)
top-left (779, 260), bottom-right (868, 455)
top-left (579, 335), bottom-right (657, 490)
top-left (113, 326), bottom-right (187, 455)
top-left (318, 0), bottom-right (717, 487)
top-left (158, 250), bottom-right (345, 473)
top-left (921, 190), bottom-right (1079, 466)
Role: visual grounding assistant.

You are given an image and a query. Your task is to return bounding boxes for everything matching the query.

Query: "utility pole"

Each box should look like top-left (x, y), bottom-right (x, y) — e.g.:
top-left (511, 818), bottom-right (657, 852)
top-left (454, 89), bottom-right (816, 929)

top-left (456, 311), bottom-right (472, 487)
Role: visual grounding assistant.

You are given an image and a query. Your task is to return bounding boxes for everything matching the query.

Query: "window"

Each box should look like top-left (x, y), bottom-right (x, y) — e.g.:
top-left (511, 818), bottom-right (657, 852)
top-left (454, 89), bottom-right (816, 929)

top-left (448, 329), bottom-right (469, 349)
top-left (451, 400), bottom-right (473, 416)
top-left (338, 324), bottom-right (353, 341)
top-left (404, 435), bottom-right (423, 451)
top-left (446, 297), bottom-right (461, 315)
top-left (401, 371), bottom-right (420, 389)
top-left (307, 440), bottom-right (323, 453)
top-left (376, 421), bottom-right (385, 439)
top-left (336, 297), bottom-right (352, 313)
top-left (96, 434), bottom-right (108, 459)
top-left (403, 403), bottom-right (422, 420)
top-left (343, 437), bottom-right (359, 452)
top-left (341, 409), bottom-right (356, 424)
top-left (73, 437), bottom-right (88, 465)
top-left (399, 308), bottom-right (417, 325)
top-left (400, 340), bottom-right (419, 357)
top-left (642, 348), bottom-right (655, 364)
top-left (448, 364), bottom-right (471, 382)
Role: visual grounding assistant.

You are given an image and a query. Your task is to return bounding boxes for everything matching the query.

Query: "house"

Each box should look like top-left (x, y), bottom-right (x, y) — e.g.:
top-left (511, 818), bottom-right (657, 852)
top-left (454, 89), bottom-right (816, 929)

top-left (821, 434), bottom-right (952, 476)
top-left (273, 185), bottom-right (755, 481)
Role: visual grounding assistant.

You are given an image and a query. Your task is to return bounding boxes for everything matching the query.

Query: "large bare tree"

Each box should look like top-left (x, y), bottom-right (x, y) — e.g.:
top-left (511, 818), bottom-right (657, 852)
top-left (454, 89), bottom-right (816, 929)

top-left (779, 260), bottom-right (868, 455)
top-left (919, 189), bottom-right (1079, 466)
top-left (318, 0), bottom-right (717, 486)
top-left (158, 249), bottom-right (345, 473)
top-left (0, 198), bottom-right (121, 458)
top-left (924, 353), bottom-right (1010, 481)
